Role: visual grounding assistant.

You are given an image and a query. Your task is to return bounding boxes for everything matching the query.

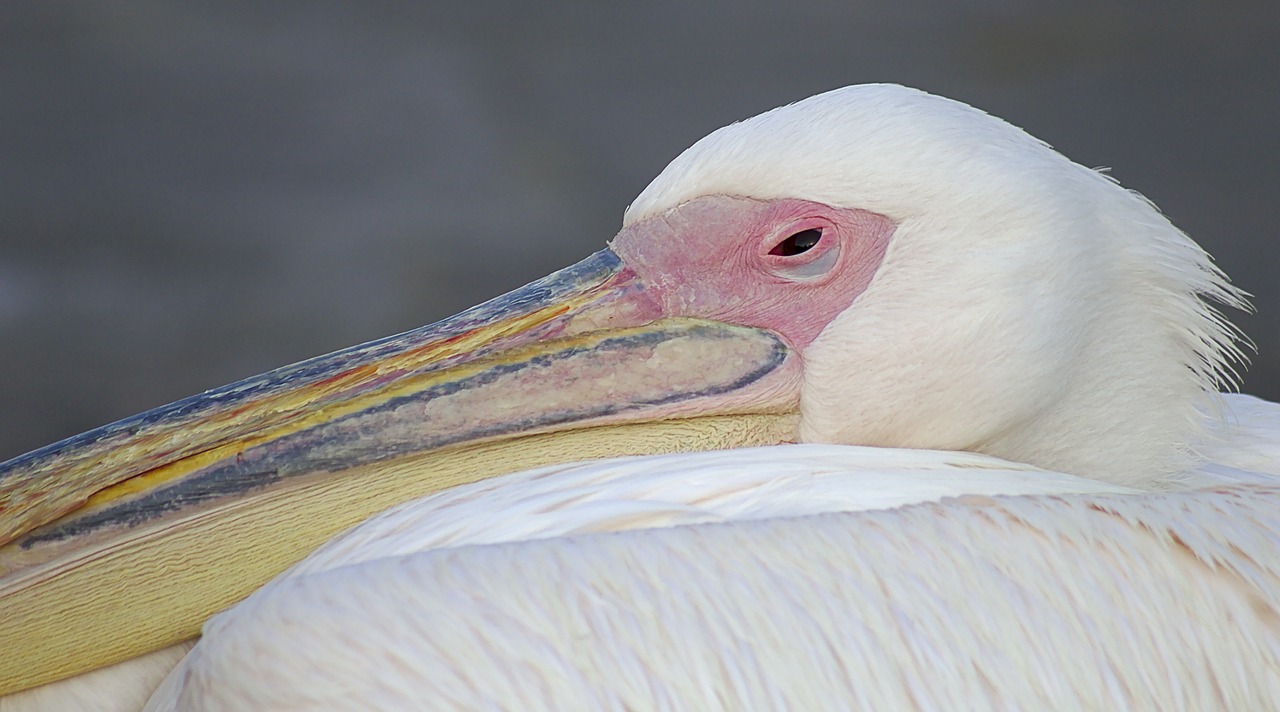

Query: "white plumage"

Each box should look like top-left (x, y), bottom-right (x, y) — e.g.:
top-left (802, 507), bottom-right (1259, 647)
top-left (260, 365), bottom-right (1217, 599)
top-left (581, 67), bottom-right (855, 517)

top-left (628, 84), bottom-right (1245, 485)
top-left (6, 83), bottom-right (1277, 710)
top-left (146, 396), bottom-right (1280, 709)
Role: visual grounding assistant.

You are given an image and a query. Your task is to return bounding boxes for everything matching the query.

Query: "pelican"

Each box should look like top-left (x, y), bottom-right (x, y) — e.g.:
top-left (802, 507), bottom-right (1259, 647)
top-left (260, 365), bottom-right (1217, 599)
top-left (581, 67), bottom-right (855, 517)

top-left (2, 83), bottom-right (1277, 710)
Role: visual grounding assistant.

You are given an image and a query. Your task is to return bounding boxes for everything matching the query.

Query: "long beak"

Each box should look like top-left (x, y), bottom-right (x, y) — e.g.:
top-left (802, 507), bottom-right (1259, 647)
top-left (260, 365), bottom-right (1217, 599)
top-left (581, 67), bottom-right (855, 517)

top-left (0, 248), bottom-right (801, 693)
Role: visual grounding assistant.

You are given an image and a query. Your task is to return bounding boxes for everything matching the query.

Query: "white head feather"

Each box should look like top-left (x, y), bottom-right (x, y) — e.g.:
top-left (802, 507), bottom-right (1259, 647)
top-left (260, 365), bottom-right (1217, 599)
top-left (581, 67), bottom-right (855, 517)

top-left (625, 84), bottom-right (1246, 487)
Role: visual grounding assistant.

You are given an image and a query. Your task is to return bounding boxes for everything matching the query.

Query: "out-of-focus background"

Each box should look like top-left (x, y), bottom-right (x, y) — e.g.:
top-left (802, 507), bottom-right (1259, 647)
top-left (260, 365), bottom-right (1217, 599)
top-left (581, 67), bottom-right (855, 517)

top-left (2, 2), bottom-right (1278, 461)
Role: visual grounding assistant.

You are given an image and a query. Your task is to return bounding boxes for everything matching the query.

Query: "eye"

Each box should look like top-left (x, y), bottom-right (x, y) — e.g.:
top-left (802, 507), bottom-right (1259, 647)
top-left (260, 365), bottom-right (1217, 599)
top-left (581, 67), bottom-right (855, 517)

top-left (770, 228), bottom-right (823, 257)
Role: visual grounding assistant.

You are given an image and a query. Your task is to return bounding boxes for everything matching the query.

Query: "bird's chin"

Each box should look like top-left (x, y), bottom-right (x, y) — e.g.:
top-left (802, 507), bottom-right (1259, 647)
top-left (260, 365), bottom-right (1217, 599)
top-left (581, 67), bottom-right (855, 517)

top-left (0, 247), bottom-right (801, 694)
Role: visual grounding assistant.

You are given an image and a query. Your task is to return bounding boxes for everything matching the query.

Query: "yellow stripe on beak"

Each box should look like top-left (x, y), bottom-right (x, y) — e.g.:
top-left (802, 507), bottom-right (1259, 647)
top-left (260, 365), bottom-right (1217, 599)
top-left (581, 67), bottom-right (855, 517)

top-left (0, 249), bottom-right (802, 693)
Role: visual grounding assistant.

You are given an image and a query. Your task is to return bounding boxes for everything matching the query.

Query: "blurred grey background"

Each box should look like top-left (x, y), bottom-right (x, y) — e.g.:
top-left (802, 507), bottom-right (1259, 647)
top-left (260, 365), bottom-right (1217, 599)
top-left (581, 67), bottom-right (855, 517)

top-left (2, 2), bottom-right (1278, 461)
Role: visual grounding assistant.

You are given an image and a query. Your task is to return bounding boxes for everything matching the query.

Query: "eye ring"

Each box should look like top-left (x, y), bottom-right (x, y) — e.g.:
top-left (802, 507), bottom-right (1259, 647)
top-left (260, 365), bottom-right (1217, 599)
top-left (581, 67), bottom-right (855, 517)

top-left (762, 222), bottom-right (840, 281)
top-left (770, 228), bottom-right (823, 257)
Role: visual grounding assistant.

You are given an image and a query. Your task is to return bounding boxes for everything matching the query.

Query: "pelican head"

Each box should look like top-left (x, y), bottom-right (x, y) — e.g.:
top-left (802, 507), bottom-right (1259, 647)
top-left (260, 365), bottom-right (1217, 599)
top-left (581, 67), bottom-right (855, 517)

top-left (0, 83), bottom-right (1246, 692)
top-left (626, 84), bottom-right (1245, 486)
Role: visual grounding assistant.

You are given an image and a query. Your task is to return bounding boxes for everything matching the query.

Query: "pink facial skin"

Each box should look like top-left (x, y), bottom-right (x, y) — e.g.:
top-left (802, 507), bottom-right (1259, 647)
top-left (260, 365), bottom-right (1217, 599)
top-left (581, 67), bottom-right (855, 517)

top-left (610, 195), bottom-right (896, 350)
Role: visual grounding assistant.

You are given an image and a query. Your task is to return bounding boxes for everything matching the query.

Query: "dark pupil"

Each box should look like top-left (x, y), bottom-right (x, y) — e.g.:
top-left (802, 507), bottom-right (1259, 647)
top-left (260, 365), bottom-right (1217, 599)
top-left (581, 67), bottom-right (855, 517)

top-left (771, 228), bottom-right (823, 257)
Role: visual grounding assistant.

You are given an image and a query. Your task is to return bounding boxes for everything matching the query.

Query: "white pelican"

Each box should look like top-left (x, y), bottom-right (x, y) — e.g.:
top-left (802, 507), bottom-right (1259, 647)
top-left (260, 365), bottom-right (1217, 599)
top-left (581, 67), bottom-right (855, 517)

top-left (2, 83), bottom-right (1277, 710)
